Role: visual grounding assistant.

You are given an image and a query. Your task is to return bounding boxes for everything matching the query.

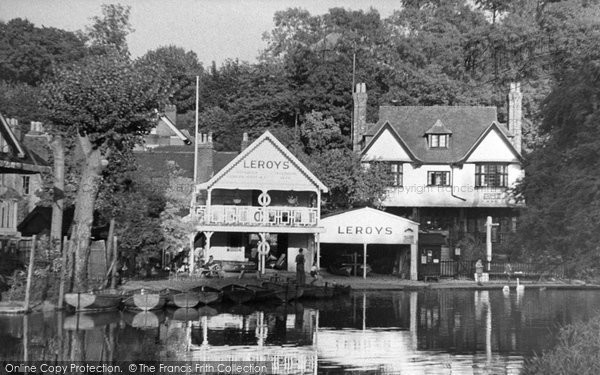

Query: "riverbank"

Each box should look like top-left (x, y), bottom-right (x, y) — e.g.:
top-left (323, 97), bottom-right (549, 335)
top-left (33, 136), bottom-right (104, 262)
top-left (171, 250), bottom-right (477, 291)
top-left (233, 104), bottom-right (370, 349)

top-left (120, 269), bottom-right (600, 292)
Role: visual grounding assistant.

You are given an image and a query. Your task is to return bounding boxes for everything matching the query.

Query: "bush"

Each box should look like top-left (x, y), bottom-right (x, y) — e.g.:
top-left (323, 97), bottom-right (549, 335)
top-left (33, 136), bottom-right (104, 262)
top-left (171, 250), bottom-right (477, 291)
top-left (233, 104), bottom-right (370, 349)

top-left (522, 314), bottom-right (600, 375)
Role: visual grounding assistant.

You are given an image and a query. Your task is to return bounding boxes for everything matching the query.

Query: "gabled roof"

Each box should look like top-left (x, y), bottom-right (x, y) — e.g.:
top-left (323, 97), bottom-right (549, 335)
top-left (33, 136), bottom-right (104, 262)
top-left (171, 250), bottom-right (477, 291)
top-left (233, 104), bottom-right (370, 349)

top-left (363, 106), bottom-right (515, 164)
top-left (424, 119), bottom-right (453, 135)
top-left (0, 112), bottom-right (49, 173)
top-left (199, 130), bottom-right (328, 192)
top-left (158, 114), bottom-right (192, 144)
top-left (459, 121), bottom-right (523, 163)
top-left (361, 122), bottom-right (419, 162)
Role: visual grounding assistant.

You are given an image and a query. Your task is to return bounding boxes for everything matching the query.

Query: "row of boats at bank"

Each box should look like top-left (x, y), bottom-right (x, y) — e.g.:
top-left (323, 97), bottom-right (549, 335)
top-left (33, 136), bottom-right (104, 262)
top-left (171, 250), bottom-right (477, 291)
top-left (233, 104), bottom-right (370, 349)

top-left (65, 281), bottom-right (351, 312)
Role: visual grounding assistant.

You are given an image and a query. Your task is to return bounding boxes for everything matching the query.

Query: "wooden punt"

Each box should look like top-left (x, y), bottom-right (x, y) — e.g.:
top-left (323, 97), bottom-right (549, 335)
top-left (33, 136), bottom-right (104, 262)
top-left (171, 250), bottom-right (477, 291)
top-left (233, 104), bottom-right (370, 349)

top-left (333, 284), bottom-right (351, 296)
top-left (302, 284), bottom-right (335, 299)
top-left (261, 281), bottom-right (304, 302)
top-left (191, 286), bottom-right (223, 305)
top-left (64, 292), bottom-right (123, 312)
top-left (221, 284), bottom-right (256, 304)
top-left (0, 301), bottom-right (29, 315)
top-left (123, 292), bottom-right (166, 311)
top-left (244, 284), bottom-right (278, 302)
top-left (159, 288), bottom-right (184, 307)
top-left (172, 291), bottom-right (201, 308)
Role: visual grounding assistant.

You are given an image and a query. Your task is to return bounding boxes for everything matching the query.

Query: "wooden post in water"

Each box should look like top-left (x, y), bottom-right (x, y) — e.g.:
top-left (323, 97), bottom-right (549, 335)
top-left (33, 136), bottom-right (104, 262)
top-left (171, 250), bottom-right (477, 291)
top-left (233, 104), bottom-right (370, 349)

top-left (105, 218), bottom-right (115, 274)
top-left (58, 236), bottom-right (69, 310)
top-left (110, 236), bottom-right (119, 289)
top-left (24, 235), bottom-right (37, 312)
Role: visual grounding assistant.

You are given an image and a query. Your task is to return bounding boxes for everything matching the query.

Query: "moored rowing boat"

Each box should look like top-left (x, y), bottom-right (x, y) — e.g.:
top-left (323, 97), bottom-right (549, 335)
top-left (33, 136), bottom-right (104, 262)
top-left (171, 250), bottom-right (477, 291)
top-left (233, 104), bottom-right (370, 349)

top-left (64, 292), bottom-right (123, 312)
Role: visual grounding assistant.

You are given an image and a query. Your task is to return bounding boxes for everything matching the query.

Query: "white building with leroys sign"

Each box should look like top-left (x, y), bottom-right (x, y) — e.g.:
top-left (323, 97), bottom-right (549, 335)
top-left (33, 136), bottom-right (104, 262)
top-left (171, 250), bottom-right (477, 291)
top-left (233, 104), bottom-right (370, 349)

top-left (191, 130), bottom-right (328, 272)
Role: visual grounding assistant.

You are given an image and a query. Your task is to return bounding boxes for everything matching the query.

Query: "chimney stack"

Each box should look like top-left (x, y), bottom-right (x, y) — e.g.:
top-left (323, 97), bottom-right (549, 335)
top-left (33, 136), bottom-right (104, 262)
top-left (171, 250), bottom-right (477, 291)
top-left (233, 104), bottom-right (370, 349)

top-left (28, 121), bottom-right (44, 135)
top-left (195, 132), bottom-right (214, 183)
top-left (352, 83), bottom-right (368, 152)
top-left (164, 104), bottom-right (177, 126)
top-left (508, 83), bottom-right (522, 154)
top-left (240, 132), bottom-right (249, 151)
top-left (6, 118), bottom-right (21, 141)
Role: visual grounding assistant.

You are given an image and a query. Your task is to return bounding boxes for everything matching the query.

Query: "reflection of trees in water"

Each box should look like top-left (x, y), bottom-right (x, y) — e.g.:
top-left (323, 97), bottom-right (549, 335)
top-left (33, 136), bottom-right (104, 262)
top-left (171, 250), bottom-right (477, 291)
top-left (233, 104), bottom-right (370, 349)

top-left (414, 290), bottom-right (600, 356)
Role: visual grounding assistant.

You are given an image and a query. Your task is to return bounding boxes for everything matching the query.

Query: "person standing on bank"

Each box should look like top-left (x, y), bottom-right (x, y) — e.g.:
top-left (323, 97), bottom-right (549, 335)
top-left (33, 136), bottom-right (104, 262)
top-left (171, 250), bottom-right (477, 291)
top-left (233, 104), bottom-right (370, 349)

top-left (475, 259), bottom-right (484, 286)
top-left (296, 248), bottom-right (306, 285)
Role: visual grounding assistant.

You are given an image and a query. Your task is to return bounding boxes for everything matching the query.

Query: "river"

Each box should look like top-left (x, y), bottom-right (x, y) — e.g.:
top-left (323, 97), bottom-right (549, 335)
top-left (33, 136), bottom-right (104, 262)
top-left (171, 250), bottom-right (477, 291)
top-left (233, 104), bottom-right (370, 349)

top-left (2, 289), bottom-right (600, 374)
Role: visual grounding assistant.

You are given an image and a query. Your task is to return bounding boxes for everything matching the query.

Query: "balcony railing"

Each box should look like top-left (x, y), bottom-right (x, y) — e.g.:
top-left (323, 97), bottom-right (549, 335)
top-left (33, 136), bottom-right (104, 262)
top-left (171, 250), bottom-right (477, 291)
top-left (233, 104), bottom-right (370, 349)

top-left (193, 205), bottom-right (319, 227)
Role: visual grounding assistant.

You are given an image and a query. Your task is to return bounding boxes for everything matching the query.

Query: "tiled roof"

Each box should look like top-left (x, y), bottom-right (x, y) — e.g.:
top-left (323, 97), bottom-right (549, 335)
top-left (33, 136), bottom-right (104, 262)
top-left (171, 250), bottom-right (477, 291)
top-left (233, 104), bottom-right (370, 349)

top-left (135, 146), bottom-right (239, 181)
top-left (365, 106), bottom-right (506, 163)
top-left (0, 113), bottom-right (49, 173)
top-left (135, 146), bottom-right (195, 179)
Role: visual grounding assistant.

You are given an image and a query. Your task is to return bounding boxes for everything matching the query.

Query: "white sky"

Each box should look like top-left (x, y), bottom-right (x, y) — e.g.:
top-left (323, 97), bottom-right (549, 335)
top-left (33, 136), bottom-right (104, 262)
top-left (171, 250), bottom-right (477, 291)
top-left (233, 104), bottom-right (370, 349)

top-left (0, 0), bottom-right (400, 66)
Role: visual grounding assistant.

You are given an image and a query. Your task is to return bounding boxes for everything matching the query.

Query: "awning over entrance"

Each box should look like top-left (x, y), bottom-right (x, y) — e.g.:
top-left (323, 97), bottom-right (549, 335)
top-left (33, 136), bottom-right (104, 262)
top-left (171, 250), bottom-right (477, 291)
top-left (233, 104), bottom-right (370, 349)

top-left (320, 207), bottom-right (419, 245)
top-left (319, 207), bottom-right (419, 280)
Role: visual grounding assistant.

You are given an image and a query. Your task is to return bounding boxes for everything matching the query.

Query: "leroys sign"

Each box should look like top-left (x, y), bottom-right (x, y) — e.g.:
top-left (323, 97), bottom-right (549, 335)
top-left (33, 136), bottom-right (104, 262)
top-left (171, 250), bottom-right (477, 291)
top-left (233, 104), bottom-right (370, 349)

top-left (320, 207), bottom-right (419, 244)
top-left (212, 137), bottom-right (318, 191)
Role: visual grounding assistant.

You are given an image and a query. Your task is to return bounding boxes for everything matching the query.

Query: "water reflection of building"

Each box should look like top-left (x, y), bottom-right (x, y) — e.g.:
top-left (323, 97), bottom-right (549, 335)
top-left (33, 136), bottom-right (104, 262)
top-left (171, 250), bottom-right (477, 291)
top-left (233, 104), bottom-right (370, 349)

top-left (165, 307), bottom-right (319, 375)
top-left (317, 291), bottom-right (527, 374)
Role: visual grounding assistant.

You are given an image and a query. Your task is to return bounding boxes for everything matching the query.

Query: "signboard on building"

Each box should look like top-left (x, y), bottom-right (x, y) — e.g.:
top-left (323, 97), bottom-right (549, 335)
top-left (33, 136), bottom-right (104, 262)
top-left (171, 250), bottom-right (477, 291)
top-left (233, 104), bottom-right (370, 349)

top-left (320, 207), bottom-right (419, 244)
top-left (209, 134), bottom-right (324, 192)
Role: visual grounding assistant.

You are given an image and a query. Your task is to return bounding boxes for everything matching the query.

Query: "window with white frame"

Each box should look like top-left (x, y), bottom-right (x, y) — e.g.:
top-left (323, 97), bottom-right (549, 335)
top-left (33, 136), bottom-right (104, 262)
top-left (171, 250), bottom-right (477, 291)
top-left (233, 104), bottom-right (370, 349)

top-left (429, 134), bottom-right (448, 148)
top-left (22, 176), bottom-right (30, 195)
top-left (475, 164), bottom-right (508, 187)
top-left (427, 171), bottom-right (450, 186)
top-left (389, 162), bottom-right (403, 187)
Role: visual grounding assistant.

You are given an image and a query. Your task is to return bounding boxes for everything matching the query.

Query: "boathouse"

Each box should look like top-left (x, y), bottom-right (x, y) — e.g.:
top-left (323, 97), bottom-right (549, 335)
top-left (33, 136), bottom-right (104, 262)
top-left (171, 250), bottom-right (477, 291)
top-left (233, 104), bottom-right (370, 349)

top-left (319, 207), bottom-right (419, 280)
top-left (191, 131), bottom-right (328, 273)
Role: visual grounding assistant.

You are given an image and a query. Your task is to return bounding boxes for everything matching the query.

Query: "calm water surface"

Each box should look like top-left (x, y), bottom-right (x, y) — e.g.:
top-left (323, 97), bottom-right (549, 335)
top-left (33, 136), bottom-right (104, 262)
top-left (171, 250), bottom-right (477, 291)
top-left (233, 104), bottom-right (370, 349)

top-left (2, 289), bottom-right (600, 374)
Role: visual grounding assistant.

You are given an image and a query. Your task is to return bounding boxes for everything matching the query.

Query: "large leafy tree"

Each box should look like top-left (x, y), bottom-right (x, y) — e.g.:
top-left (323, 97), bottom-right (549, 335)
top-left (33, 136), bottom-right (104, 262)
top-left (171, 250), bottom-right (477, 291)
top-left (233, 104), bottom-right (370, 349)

top-left (0, 18), bottom-right (87, 85)
top-left (40, 53), bottom-right (169, 290)
top-left (138, 46), bottom-right (204, 112)
top-left (511, 44), bottom-right (600, 276)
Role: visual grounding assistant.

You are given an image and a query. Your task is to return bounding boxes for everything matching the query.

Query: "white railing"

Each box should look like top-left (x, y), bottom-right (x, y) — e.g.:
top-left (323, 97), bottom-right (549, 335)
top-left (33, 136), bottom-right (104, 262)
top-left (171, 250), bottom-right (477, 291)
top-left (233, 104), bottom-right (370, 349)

top-left (193, 205), bottom-right (319, 227)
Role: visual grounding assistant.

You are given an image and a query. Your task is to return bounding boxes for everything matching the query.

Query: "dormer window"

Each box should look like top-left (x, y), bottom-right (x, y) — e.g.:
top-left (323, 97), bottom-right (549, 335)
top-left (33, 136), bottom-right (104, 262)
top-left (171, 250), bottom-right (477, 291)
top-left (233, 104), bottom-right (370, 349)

top-left (425, 119), bottom-right (452, 149)
top-left (429, 134), bottom-right (448, 148)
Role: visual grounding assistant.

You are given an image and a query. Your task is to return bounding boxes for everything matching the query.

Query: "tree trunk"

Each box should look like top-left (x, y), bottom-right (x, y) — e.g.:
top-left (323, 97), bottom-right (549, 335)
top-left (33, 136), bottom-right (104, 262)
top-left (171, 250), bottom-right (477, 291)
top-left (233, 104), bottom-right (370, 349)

top-left (50, 135), bottom-right (65, 250)
top-left (71, 135), bottom-right (104, 291)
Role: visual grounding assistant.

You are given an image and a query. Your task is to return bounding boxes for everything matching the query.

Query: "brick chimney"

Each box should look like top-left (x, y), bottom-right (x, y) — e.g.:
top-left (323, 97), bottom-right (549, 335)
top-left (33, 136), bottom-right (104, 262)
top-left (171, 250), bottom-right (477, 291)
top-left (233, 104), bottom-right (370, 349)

top-left (6, 118), bottom-right (21, 141)
top-left (27, 121), bottom-right (44, 135)
top-left (508, 82), bottom-right (522, 154)
top-left (352, 83), bottom-right (368, 152)
top-left (240, 132), bottom-right (249, 151)
top-left (164, 104), bottom-right (177, 126)
top-left (195, 132), bottom-right (214, 183)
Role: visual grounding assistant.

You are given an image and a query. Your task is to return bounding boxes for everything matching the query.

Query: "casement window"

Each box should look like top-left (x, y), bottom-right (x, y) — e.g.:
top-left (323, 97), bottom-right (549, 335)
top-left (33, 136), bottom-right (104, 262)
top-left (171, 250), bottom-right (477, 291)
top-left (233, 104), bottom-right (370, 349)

top-left (427, 171), bottom-right (450, 186)
top-left (389, 162), bottom-right (403, 187)
top-left (0, 133), bottom-right (8, 153)
top-left (22, 176), bottom-right (31, 195)
top-left (475, 164), bottom-right (508, 187)
top-left (429, 134), bottom-right (448, 148)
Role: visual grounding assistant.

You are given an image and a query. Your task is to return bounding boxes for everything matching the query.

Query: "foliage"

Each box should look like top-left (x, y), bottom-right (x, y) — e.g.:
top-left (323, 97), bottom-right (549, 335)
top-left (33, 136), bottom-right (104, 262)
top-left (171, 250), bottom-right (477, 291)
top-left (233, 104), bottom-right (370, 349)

top-left (85, 4), bottom-right (134, 55)
top-left (4, 236), bottom-right (61, 303)
top-left (510, 40), bottom-right (600, 276)
top-left (522, 314), bottom-right (600, 375)
top-left (40, 53), bottom-right (168, 143)
top-left (138, 45), bottom-right (204, 112)
top-left (0, 18), bottom-right (86, 85)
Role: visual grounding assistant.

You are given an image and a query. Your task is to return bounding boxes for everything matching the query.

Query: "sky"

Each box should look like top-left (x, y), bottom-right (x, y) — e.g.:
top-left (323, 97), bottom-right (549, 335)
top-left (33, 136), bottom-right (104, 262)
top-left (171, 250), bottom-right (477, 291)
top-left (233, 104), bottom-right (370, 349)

top-left (0, 0), bottom-right (401, 66)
